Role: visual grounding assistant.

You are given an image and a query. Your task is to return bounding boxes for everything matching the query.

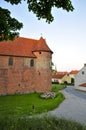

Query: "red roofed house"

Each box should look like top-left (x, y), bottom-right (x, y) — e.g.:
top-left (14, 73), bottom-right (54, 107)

top-left (0, 37), bottom-right (53, 95)
top-left (69, 70), bottom-right (79, 78)
top-left (75, 64), bottom-right (86, 91)
top-left (52, 72), bottom-right (68, 84)
top-left (52, 70), bottom-right (78, 85)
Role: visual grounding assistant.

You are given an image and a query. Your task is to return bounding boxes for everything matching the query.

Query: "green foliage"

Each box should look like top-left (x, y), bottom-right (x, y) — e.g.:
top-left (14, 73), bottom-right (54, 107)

top-left (0, 116), bottom-right (86, 130)
top-left (0, 92), bottom-right (64, 118)
top-left (0, 0), bottom-right (74, 41)
top-left (71, 78), bottom-right (74, 85)
top-left (27, 0), bottom-right (74, 23)
top-left (5, 0), bottom-right (22, 5)
top-left (52, 69), bottom-right (57, 74)
top-left (0, 7), bottom-right (23, 41)
top-left (51, 62), bottom-right (57, 74)
top-left (52, 84), bottom-right (66, 92)
top-left (5, 0), bottom-right (74, 23)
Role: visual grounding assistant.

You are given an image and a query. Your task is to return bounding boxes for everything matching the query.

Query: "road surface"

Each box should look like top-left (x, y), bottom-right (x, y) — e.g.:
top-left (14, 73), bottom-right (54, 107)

top-left (49, 86), bottom-right (86, 125)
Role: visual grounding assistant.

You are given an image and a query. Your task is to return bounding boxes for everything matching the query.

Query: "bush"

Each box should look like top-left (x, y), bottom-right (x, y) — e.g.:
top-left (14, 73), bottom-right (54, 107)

top-left (0, 116), bottom-right (86, 130)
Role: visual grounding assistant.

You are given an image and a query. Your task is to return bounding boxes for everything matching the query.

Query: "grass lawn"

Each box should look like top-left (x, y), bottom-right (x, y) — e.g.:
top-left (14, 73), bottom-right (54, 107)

top-left (0, 91), bottom-right (64, 118)
top-left (52, 84), bottom-right (66, 92)
top-left (0, 85), bottom-right (86, 129)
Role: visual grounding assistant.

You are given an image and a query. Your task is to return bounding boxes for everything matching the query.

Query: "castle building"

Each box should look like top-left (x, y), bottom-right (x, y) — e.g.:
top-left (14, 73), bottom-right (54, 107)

top-left (0, 37), bottom-right (53, 95)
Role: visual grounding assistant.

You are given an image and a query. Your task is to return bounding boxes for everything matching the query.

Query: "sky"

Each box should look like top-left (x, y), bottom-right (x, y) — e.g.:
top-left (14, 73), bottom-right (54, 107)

top-left (1, 0), bottom-right (86, 72)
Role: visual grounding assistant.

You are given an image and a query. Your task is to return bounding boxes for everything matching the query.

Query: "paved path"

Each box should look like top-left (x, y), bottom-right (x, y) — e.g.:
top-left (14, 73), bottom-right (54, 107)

top-left (49, 86), bottom-right (86, 125)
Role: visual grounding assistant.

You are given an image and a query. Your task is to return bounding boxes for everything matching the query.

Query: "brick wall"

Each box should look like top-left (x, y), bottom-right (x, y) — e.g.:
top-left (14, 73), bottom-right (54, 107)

top-left (0, 51), bottom-right (52, 95)
top-left (7, 68), bottom-right (36, 94)
top-left (34, 51), bottom-right (52, 92)
top-left (0, 69), bottom-right (8, 95)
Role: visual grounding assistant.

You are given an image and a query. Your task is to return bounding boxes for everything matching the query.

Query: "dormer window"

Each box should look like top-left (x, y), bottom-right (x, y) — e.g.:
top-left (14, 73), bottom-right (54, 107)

top-left (8, 57), bottom-right (13, 66)
top-left (30, 59), bottom-right (34, 67)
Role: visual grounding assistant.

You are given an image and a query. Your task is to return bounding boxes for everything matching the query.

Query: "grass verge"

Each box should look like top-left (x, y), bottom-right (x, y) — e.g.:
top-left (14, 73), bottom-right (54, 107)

top-left (52, 84), bottom-right (66, 92)
top-left (0, 116), bottom-right (86, 130)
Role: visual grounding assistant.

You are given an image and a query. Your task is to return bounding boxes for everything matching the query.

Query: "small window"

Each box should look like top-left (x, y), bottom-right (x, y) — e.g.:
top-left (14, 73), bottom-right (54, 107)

top-left (30, 59), bottom-right (34, 67)
top-left (8, 57), bottom-right (13, 66)
top-left (39, 52), bottom-right (41, 54)
top-left (82, 71), bottom-right (84, 75)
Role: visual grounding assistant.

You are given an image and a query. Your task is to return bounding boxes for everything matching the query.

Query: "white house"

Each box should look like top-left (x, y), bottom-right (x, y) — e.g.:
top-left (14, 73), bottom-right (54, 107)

top-left (75, 64), bottom-right (86, 91)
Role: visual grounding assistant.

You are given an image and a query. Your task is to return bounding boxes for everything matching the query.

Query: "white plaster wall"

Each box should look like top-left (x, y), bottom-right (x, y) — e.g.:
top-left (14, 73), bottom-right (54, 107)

top-left (75, 65), bottom-right (86, 88)
top-left (70, 74), bottom-right (75, 78)
top-left (61, 75), bottom-right (71, 84)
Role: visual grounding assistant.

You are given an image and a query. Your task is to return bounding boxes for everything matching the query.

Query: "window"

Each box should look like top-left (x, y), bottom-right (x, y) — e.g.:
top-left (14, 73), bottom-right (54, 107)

top-left (39, 52), bottom-right (41, 54)
top-left (8, 57), bottom-right (13, 66)
top-left (82, 71), bottom-right (84, 75)
top-left (30, 59), bottom-right (34, 67)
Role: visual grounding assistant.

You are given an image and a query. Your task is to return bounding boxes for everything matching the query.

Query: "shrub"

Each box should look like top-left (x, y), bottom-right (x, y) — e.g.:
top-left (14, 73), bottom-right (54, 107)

top-left (0, 116), bottom-right (86, 130)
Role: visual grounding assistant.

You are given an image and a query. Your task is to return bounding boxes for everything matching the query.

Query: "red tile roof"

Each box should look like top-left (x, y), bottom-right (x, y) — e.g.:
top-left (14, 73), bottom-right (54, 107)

top-left (80, 83), bottom-right (86, 87)
top-left (57, 72), bottom-right (68, 75)
top-left (0, 37), bottom-right (53, 57)
top-left (33, 37), bottom-right (53, 53)
top-left (69, 70), bottom-right (79, 74)
top-left (52, 72), bottom-right (67, 79)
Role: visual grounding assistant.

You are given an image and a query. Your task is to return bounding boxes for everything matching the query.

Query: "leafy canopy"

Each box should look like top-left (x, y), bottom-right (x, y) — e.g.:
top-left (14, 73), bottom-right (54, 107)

top-left (0, 0), bottom-right (74, 41)
top-left (0, 7), bottom-right (23, 41)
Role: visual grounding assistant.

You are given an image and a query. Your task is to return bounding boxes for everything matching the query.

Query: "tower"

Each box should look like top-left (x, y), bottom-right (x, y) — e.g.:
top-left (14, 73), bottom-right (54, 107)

top-left (33, 37), bottom-right (53, 92)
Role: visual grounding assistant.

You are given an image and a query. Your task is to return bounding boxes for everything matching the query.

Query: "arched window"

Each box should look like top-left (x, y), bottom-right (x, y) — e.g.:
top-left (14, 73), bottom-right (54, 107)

top-left (8, 57), bottom-right (13, 66)
top-left (30, 59), bottom-right (34, 67)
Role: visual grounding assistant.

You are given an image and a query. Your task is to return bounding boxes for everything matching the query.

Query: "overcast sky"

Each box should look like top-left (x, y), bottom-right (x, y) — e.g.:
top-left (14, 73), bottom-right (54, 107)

top-left (1, 0), bottom-right (86, 72)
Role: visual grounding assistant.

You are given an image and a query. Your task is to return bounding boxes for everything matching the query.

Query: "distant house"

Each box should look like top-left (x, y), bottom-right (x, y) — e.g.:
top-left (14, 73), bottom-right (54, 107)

top-left (68, 70), bottom-right (79, 84)
top-left (52, 72), bottom-right (67, 84)
top-left (0, 36), bottom-right (53, 95)
top-left (75, 64), bottom-right (86, 91)
top-left (52, 70), bottom-right (79, 85)
top-left (61, 74), bottom-right (71, 84)
top-left (61, 70), bottom-right (79, 84)
top-left (69, 70), bottom-right (79, 78)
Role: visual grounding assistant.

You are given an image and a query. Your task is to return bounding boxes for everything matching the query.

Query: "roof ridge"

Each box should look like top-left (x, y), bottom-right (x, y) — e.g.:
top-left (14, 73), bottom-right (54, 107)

top-left (0, 36), bottom-right (53, 57)
top-left (33, 37), bottom-right (53, 53)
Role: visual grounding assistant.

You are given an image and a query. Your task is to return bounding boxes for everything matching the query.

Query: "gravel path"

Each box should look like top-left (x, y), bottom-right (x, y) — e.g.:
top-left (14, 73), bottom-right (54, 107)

top-left (49, 86), bottom-right (86, 125)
